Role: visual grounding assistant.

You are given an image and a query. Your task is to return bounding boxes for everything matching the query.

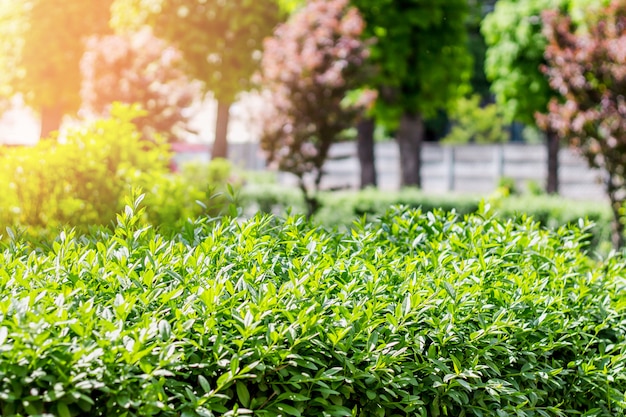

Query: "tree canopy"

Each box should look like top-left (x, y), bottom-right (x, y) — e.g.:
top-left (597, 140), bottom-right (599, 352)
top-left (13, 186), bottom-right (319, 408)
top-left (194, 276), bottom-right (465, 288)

top-left (349, 0), bottom-right (472, 187)
top-left (81, 27), bottom-right (201, 142)
top-left (540, 1), bottom-right (626, 247)
top-left (0, 0), bottom-right (114, 137)
top-left (260, 0), bottom-right (370, 216)
top-left (136, 0), bottom-right (282, 158)
top-left (351, 0), bottom-right (472, 126)
top-left (482, 0), bottom-right (610, 125)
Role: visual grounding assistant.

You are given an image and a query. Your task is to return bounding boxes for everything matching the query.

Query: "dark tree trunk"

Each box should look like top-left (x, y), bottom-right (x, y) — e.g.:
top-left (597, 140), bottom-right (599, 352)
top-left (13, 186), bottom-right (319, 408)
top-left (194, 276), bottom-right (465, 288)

top-left (610, 199), bottom-right (625, 249)
top-left (299, 178), bottom-right (320, 219)
top-left (40, 105), bottom-right (63, 140)
top-left (396, 112), bottom-right (424, 188)
top-left (546, 129), bottom-right (559, 194)
top-left (213, 100), bottom-right (231, 160)
top-left (357, 117), bottom-right (377, 188)
top-left (607, 175), bottom-right (625, 248)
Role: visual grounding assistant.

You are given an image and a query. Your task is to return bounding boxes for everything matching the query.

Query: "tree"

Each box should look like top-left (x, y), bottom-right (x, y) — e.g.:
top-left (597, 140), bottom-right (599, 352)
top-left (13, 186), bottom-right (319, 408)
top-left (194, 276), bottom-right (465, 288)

top-left (482, 0), bottom-right (609, 194)
top-left (467, 0), bottom-right (498, 102)
top-left (351, 0), bottom-right (472, 188)
top-left (141, 0), bottom-right (281, 159)
top-left (0, 0), bottom-right (113, 138)
top-left (539, 2), bottom-right (626, 247)
top-left (259, 0), bottom-right (370, 216)
top-left (80, 27), bottom-right (201, 142)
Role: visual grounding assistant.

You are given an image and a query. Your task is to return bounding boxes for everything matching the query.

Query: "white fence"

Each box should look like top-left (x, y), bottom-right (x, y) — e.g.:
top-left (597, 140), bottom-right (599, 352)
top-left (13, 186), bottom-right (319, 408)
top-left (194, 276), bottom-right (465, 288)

top-left (229, 141), bottom-right (606, 200)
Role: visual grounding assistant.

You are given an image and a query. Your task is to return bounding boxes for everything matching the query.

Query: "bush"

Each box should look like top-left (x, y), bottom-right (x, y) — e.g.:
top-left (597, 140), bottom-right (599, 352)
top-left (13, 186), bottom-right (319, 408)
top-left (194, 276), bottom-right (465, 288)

top-left (441, 95), bottom-right (509, 145)
top-left (142, 159), bottom-right (241, 236)
top-left (0, 105), bottom-right (241, 242)
top-left (495, 195), bottom-right (612, 253)
top-left (239, 183), bottom-right (307, 216)
top-left (0, 103), bottom-right (170, 236)
top-left (240, 185), bottom-right (613, 251)
top-left (0, 198), bottom-right (624, 416)
top-left (314, 187), bottom-right (481, 228)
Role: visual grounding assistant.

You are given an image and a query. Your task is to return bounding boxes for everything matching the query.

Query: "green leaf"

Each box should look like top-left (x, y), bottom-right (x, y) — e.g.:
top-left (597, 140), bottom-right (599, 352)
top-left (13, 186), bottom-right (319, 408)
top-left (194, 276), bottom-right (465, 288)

top-left (274, 403), bottom-right (301, 416)
top-left (57, 402), bottom-right (71, 417)
top-left (236, 382), bottom-right (250, 407)
top-left (198, 375), bottom-right (211, 394)
top-left (158, 319), bottom-right (172, 340)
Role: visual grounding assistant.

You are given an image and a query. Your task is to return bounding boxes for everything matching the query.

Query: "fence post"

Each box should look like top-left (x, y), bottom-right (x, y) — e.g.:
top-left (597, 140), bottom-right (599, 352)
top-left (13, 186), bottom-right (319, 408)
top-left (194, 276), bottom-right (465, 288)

top-left (444, 146), bottom-right (455, 192)
top-left (493, 145), bottom-right (505, 187)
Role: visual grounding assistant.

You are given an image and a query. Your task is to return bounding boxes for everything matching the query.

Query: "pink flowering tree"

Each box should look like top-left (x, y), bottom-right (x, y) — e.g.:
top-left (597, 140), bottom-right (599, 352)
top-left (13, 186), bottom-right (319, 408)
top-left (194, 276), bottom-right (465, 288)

top-left (539, 2), bottom-right (626, 247)
top-left (260, 0), bottom-right (371, 216)
top-left (80, 27), bottom-right (201, 142)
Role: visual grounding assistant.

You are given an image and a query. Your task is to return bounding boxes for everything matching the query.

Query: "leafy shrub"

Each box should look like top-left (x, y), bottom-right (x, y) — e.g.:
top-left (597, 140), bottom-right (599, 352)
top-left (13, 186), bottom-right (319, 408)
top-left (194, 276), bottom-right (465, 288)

top-left (0, 198), bottom-right (624, 416)
top-left (0, 103), bottom-right (169, 236)
top-left (142, 159), bottom-right (241, 235)
top-left (240, 185), bottom-right (614, 251)
top-left (441, 95), bottom-right (508, 145)
top-left (314, 187), bottom-right (481, 228)
top-left (495, 195), bottom-right (612, 253)
top-left (239, 183), bottom-right (307, 216)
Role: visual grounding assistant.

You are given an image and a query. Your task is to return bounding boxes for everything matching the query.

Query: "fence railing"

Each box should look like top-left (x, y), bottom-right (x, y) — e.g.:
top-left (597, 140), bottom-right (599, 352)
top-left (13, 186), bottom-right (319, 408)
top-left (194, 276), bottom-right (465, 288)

top-left (229, 141), bottom-right (606, 200)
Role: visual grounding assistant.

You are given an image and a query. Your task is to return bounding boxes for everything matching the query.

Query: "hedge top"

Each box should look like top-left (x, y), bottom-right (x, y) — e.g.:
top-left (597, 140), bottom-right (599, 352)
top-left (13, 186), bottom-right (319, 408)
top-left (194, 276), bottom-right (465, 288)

top-left (1, 197), bottom-right (625, 417)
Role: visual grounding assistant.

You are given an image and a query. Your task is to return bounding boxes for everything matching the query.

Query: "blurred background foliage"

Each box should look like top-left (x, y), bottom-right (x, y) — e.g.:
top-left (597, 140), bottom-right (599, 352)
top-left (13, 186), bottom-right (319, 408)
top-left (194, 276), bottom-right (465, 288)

top-left (0, 0), bottom-right (625, 250)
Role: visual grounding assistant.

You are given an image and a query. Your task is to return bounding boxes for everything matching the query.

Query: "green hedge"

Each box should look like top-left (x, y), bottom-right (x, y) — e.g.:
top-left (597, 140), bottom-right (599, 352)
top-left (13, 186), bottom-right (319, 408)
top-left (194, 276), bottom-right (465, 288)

top-left (1, 197), bottom-right (624, 416)
top-left (240, 185), bottom-right (613, 251)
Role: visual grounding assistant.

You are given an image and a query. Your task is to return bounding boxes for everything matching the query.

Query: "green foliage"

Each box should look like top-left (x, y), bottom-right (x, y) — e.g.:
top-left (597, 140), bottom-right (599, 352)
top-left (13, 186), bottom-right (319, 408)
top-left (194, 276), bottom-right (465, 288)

top-left (1, 198), bottom-right (625, 416)
top-left (495, 176), bottom-right (519, 196)
top-left (442, 95), bottom-right (508, 144)
top-left (0, 106), bottom-right (240, 240)
top-left (240, 185), bottom-right (613, 251)
top-left (142, 159), bottom-right (241, 236)
top-left (525, 179), bottom-right (546, 196)
top-left (0, 0), bottom-right (113, 114)
top-left (352, 0), bottom-right (473, 125)
top-left (239, 183), bottom-right (306, 216)
top-left (481, 0), bottom-right (610, 125)
top-left (314, 187), bottom-right (481, 229)
top-left (142, 0), bottom-right (281, 104)
top-left (481, 0), bottom-right (563, 124)
top-left (0, 103), bottom-right (169, 235)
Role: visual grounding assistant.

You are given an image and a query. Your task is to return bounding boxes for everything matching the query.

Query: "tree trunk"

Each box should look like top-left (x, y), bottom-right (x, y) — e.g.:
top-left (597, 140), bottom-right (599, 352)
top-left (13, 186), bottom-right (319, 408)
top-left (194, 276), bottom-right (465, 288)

top-left (212, 100), bottom-right (231, 160)
top-left (357, 117), bottom-right (377, 188)
top-left (40, 105), bottom-right (63, 140)
top-left (610, 200), bottom-right (625, 249)
top-left (299, 178), bottom-right (320, 219)
top-left (546, 129), bottom-right (559, 194)
top-left (396, 112), bottom-right (424, 188)
top-left (607, 175), bottom-right (625, 248)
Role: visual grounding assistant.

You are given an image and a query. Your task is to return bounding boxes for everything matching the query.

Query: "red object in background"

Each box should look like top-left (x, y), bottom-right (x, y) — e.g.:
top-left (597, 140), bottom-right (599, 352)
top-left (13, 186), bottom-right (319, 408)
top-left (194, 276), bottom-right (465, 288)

top-left (169, 142), bottom-right (211, 172)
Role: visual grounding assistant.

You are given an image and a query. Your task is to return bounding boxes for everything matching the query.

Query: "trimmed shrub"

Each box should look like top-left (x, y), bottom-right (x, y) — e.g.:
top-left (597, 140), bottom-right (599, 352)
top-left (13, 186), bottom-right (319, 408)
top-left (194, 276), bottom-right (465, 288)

top-left (239, 183), bottom-right (307, 217)
top-left (0, 103), bottom-right (169, 236)
top-left (240, 185), bottom-right (613, 250)
top-left (142, 159), bottom-right (241, 236)
top-left (0, 198), bottom-right (624, 416)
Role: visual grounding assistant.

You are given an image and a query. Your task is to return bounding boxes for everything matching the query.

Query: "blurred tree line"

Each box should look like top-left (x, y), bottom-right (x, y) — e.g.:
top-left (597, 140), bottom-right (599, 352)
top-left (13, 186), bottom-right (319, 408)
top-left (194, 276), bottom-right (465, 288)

top-left (1, 0), bottom-right (625, 233)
